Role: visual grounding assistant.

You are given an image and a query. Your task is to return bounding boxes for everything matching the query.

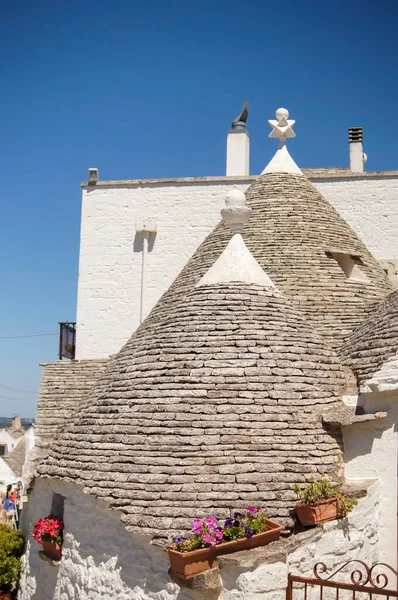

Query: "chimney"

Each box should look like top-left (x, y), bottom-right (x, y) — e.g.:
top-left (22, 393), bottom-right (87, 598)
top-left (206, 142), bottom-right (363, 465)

top-left (226, 103), bottom-right (250, 176)
top-left (348, 127), bottom-right (366, 173)
top-left (12, 416), bottom-right (21, 430)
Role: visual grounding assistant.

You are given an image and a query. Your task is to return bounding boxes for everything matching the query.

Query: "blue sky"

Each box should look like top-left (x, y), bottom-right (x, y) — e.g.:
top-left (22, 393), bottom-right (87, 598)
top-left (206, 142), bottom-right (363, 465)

top-left (0, 0), bottom-right (397, 417)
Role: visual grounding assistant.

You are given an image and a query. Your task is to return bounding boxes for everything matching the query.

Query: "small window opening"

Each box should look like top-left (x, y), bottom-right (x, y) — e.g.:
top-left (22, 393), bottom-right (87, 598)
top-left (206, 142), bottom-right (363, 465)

top-left (51, 492), bottom-right (65, 518)
top-left (325, 251), bottom-right (369, 283)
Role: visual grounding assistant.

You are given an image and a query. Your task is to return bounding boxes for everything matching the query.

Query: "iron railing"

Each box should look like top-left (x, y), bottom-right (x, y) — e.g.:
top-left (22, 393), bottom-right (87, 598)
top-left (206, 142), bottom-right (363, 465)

top-left (58, 322), bottom-right (76, 360)
top-left (287, 561), bottom-right (398, 599)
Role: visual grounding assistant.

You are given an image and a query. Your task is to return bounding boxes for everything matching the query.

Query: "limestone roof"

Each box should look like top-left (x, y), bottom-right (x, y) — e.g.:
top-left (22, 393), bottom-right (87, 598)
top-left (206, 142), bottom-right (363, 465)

top-left (131, 171), bottom-right (392, 350)
top-left (39, 278), bottom-right (344, 535)
top-left (3, 437), bottom-right (26, 478)
top-left (340, 290), bottom-right (398, 390)
top-left (35, 360), bottom-right (108, 442)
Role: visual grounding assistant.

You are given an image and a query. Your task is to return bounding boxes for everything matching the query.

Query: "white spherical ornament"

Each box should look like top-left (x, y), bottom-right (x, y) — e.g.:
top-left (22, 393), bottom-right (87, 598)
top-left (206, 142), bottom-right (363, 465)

top-left (276, 107), bottom-right (289, 121)
top-left (225, 189), bottom-right (246, 208)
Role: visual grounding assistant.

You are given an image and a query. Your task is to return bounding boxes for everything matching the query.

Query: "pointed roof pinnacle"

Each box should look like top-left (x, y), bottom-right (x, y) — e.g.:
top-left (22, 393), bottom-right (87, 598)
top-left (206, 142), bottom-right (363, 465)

top-left (262, 107), bottom-right (302, 175)
top-left (197, 190), bottom-right (277, 289)
top-left (269, 108), bottom-right (296, 144)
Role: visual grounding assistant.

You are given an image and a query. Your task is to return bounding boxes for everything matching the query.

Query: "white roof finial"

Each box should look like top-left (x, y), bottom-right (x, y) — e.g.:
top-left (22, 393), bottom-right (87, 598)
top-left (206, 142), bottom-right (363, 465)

top-left (196, 190), bottom-right (277, 289)
top-left (221, 189), bottom-right (252, 233)
top-left (268, 108), bottom-right (296, 146)
top-left (261, 107), bottom-right (302, 175)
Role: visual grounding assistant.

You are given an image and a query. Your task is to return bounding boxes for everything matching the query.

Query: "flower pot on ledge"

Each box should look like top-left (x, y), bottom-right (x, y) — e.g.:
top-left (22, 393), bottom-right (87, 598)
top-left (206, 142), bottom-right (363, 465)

top-left (295, 498), bottom-right (338, 526)
top-left (168, 518), bottom-right (284, 580)
top-left (42, 540), bottom-right (62, 561)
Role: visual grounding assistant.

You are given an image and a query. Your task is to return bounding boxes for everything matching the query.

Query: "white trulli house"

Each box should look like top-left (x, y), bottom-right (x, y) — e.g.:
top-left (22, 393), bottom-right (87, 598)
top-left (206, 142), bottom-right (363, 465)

top-left (21, 110), bottom-right (398, 599)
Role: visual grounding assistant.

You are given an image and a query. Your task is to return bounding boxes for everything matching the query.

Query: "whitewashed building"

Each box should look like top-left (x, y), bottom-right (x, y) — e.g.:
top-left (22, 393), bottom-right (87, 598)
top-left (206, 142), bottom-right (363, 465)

top-left (21, 108), bottom-right (398, 599)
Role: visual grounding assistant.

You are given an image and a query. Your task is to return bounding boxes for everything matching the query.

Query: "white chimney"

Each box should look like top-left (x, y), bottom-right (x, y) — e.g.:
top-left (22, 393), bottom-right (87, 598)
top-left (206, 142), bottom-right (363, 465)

top-left (348, 127), bottom-right (365, 173)
top-left (226, 103), bottom-right (250, 176)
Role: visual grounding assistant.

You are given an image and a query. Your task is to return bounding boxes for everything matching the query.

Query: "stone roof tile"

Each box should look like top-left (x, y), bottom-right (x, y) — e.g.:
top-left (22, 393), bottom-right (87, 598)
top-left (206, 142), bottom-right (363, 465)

top-left (35, 360), bottom-right (109, 441)
top-left (340, 290), bottom-right (398, 389)
top-left (39, 283), bottom-right (344, 534)
top-left (135, 172), bottom-right (392, 350)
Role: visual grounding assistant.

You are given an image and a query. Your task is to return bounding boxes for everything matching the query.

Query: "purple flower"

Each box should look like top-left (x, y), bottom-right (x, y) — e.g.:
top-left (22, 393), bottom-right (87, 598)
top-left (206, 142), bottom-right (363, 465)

top-left (203, 534), bottom-right (217, 547)
top-left (233, 512), bottom-right (243, 519)
top-left (233, 520), bottom-right (240, 527)
top-left (224, 517), bottom-right (234, 528)
top-left (244, 526), bottom-right (253, 538)
top-left (175, 536), bottom-right (183, 544)
top-left (247, 506), bottom-right (259, 513)
top-left (192, 518), bottom-right (203, 534)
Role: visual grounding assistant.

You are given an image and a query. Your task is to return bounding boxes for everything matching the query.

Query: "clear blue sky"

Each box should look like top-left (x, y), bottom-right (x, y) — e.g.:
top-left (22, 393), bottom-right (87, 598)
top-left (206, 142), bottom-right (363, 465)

top-left (0, 0), bottom-right (397, 418)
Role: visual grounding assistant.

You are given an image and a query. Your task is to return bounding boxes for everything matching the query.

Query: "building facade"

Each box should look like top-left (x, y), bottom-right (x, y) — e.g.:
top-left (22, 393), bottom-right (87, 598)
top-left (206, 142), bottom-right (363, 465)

top-left (21, 108), bottom-right (398, 599)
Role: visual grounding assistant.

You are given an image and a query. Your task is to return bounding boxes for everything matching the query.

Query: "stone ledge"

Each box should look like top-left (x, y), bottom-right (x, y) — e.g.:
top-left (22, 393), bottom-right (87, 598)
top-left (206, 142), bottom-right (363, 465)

top-left (80, 169), bottom-right (398, 187)
top-left (216, 529), bottom-right (321, 570)
top-left (169, 566), bottom-right (222, 594)
top-left (322, 404), bottom-right (387, 428)
top-left (38, 550), bottom-right (61, 566)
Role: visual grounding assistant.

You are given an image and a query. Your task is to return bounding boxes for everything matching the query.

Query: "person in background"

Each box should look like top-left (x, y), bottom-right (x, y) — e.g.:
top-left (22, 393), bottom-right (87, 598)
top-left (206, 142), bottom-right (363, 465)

top-left (13, 481), bottom-right (23, 528)
top-left (1, 484), bottom-right (16, 527)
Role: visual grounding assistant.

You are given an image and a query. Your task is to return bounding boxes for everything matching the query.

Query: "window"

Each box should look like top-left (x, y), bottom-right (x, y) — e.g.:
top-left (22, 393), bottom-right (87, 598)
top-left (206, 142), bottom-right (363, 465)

top-left (325, 251), bottom-right (369, 283)
top-left (51, 492), bottom-right (65, 517)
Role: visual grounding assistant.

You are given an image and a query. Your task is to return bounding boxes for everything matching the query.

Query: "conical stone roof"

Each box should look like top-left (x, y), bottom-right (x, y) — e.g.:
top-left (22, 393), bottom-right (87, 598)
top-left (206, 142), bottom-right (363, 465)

top-left (38, 113), bottom-right (377, 538)
top-left (341, 289), bottom-right (398, 390)
top-left (132, 171), bottom-right (391, 351)
top-left (39, 195), bottom-right (345, 535)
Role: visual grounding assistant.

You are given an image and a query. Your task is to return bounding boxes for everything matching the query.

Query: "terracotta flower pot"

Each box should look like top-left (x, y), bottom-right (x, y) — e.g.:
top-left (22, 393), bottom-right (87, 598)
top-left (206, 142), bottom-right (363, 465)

top-left (42, 540), bottom-right (62, 561)
top-left (168, 518), bottom-right (284, 580)
top-left (0, 591), bottom-right (12, 600)
top-left (296, 498), bottom-right (338, 525)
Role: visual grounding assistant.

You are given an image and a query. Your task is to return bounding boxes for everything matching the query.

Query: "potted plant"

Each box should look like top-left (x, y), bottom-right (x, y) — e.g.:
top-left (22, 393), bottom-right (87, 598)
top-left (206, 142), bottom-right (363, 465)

top-left (167, 507), bottom-right (284, 579)
top-left (0, 524), bottom-right (24, 599)
top-left (30, 515), bottom-right (64, 561)
top-left (294, 475), bottom-right (357, 526)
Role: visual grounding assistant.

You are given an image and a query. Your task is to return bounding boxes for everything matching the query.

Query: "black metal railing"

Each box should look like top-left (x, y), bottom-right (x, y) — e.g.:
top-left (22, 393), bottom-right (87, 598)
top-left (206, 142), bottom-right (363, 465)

top-left (59, 322), bottom-right (76, 360)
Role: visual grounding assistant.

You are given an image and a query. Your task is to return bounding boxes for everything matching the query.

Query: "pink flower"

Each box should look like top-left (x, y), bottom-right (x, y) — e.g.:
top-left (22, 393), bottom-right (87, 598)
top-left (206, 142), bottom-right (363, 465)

top-left (192, 525), bottom-right (203, 534)
top-left (203, 534), bottom-right (217, 547)
top-left (205, 515), bottom-right (218, 525)
top-left (191, 518), bottom-right (203, 534)
top-left (215, 528), bottom-right (223, 540)
top-left (247, 506), bottom-right (259, 513)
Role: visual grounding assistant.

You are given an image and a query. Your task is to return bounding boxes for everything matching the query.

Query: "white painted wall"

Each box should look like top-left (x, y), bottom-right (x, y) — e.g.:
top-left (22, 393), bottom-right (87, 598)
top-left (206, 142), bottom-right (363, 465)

top-left (75, 181), bottom-right (250, 360)
top-left (75, 176), bottom-right (398, 360)
top-left (344, 396), bottom-right (398, 566)
top-left (0, 429), bottom-right (20, 455)
top-left (317, 177), bottom-right (398, 261)
top-left (0, 457), bottom-right (17, 492)
top-left (19, 478), bottom-right (381, 600)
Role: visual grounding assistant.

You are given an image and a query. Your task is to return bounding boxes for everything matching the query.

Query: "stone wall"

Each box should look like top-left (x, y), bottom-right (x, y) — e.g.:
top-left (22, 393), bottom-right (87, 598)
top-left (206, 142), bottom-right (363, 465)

top-left (19, 478), bottom-right (381, 600)
top-left (76, 176), bottom-right (398, 360)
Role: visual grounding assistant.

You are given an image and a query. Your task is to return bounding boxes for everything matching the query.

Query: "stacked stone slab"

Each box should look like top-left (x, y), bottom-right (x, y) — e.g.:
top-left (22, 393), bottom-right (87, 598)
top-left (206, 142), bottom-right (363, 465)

top-left (35, 360), bottom-right (109, 442)
top-left (341, 289), bottom-right (398, 389)
top-left (39, 279), bottom-right (344, 534)
top-left (137, 172), bottom-right (392, 350)
top-left (24, 360), bottom-right (108, 485)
